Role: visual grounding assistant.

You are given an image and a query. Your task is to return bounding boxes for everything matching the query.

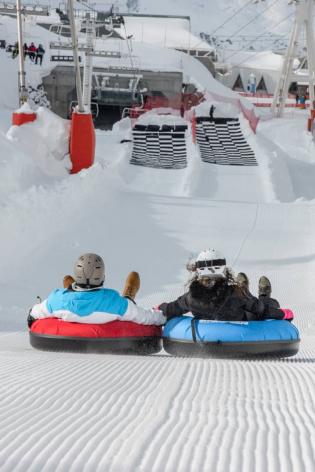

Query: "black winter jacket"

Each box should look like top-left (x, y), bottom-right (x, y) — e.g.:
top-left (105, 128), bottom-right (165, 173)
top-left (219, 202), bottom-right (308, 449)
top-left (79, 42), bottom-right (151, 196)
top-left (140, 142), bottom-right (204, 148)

top-left (159, 280), bottom-right (282, 322)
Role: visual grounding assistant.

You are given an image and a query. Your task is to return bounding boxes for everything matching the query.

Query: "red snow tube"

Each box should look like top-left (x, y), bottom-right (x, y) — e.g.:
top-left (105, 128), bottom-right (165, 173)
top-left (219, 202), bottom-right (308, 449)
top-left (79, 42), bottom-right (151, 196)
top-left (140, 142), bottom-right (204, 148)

top-left (30, 318), bottom-right (162, 355)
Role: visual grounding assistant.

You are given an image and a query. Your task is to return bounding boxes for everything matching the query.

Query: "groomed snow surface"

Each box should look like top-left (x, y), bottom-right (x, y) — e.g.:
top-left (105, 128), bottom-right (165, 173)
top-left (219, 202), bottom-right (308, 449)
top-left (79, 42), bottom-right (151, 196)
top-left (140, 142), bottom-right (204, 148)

top-left (0, 104), bottom-right (314, 472)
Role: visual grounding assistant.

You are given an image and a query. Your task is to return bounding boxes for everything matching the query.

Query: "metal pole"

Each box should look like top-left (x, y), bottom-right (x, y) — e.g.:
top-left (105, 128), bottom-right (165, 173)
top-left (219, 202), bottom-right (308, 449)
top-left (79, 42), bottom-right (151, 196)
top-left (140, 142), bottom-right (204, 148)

top-left (16, 0), bottom-right (27, 104)
top-left (272, 1), bottom-right (302, 117)
top-left (188, 17), bottom-right (191, 56)
top-left (82, 14), bottom-right (94, 112)
top-left (272, 0), bottom-right (315, 117)
top-left (305, 0), bottom-right (315, 111)
top-left (67, 0), bottom-right (84, 112)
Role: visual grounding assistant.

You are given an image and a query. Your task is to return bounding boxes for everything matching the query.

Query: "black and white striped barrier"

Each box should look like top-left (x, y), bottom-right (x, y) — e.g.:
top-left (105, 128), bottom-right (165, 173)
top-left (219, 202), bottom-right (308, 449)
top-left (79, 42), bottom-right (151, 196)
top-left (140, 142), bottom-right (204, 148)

top-left (196, 117), bottom-right (257, 166)
top-left (130, 124), bottom-right (188, 169)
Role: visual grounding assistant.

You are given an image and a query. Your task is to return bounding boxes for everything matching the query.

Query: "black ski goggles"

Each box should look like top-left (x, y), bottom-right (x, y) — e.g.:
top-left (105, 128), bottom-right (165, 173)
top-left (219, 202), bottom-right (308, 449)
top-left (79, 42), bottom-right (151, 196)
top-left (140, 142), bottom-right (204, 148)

top-left (196, 259), bottom-right (226, 269)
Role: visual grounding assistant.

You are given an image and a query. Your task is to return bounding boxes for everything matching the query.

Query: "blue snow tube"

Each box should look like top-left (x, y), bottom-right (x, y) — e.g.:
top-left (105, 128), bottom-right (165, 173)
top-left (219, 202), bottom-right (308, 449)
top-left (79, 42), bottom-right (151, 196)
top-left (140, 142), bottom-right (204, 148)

top-left (163, 317), bottom-right (300, 358)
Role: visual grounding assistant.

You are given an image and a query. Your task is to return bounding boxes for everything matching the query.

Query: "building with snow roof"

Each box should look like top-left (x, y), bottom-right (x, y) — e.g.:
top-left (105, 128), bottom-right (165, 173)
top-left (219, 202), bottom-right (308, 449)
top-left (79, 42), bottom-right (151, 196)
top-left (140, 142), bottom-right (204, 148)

top-left (215, 51), bottom-right (284, 95)
top-left (216, 50), bottom-right (301, 95)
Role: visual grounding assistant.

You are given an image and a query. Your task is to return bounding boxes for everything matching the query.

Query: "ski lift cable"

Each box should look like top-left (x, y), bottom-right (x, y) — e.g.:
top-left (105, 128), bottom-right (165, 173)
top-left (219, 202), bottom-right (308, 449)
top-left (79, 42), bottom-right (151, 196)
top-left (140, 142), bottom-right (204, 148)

top-left (76, 0), bottom-right (112, 16)
top-left (228, 0), bottom-right (281, 41)
top-left (223, 10), bottom-right (294, 63)
top-left (229, 11), bottom-right (295, 69)
top-left (209, 0), bottom-right (257, 37)
top-left (226, 13), bottom-right (293, 67)
top-left (76, 0), bottom-right (98, 14)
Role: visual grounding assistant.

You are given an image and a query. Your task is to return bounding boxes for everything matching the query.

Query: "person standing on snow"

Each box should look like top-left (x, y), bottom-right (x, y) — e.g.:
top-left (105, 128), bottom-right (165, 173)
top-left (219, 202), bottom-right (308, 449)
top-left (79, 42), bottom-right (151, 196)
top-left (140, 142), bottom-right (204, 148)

top-left (23, 43), bottom-right (28, 58)
top-left (28, 42), bottom-right (37, 61)
top-left (35, 44), bottom-right (45, 65)
top-left (158, 249), bottom-right (293, 322)
top-left (12, 42), bottom-right (18, 59)
top-left (209, 105), bottom-right (215, 121)
top-left (28, 253), bottom-right (166, 327)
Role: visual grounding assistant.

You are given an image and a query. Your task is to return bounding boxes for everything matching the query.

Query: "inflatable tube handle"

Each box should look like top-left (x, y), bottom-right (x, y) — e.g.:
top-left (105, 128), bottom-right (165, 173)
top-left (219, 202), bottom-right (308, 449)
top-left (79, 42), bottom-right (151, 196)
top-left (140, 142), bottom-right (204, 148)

top-left (191, 318), bottom-right (198, 343)
top-left (280, 308), bottom-right (294, 321)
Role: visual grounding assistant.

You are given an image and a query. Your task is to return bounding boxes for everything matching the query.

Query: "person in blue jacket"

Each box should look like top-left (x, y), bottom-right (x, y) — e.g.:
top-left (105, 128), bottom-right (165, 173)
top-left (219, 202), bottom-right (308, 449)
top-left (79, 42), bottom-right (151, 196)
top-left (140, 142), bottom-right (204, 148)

top-left (28, 253), bottom-right (166, 327)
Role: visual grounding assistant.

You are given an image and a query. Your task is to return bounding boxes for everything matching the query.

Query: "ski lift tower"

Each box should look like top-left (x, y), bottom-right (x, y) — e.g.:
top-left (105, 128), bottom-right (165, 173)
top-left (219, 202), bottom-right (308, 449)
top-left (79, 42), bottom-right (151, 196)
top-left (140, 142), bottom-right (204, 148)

top-left (12, 0), bottom-right (37, 126)
top-left (16, 0), bottom-right (28, 104)
top-left (67, 0), bottom-right (95, 173)
top-left (272, 0), bottom-right (315, 121)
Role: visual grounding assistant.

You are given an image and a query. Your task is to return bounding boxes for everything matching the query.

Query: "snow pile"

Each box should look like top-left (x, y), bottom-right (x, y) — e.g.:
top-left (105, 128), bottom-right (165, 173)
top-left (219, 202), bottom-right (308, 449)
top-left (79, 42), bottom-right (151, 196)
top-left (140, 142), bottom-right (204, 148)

top-left (194, 99), bottom-right (239, 118)
top-left (136, 111), bottom-right (187, 126)
top-left (6, 107), bottom-right (71, 178)
top-left (0, 130), bottom-right (45, 195)
top-left (14, 101), bottom-right (37, 114)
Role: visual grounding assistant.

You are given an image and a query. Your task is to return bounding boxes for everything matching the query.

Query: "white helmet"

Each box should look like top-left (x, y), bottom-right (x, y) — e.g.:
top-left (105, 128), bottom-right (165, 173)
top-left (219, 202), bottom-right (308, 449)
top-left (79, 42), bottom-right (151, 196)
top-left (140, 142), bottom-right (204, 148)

top-left (74, 253), bottom-right (105, 288)
top-left (195, 249), bottom-right (227, 279)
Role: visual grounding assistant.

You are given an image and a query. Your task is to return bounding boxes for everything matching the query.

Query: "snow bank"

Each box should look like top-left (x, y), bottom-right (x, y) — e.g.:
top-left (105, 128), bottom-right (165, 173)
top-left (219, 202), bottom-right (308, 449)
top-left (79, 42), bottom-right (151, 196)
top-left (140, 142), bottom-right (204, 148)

top-left (194, 100), bottom-right (239, 118)
top-left (6, 107), bottom-right (71, 177)
top-left (15, 102), bottom-right (36, 114)
top-left (136, 111), bottom-right (187, 126)
top-left (0, 130), bottom-right (44, 195)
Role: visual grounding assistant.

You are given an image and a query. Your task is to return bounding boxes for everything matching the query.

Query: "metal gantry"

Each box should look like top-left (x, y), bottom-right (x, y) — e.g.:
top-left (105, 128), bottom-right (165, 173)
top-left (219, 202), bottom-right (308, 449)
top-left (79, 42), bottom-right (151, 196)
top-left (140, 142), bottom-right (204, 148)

top-left (272, 0), bottom-right (315, 117)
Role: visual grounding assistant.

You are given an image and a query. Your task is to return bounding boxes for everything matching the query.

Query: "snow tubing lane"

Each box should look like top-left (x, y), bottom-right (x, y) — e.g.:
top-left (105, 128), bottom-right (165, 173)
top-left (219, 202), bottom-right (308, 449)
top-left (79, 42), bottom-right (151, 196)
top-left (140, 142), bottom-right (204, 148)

top-left (30, 318), bottom-right (162, 355)
top-left (163, 317), bottom-right (300, 358)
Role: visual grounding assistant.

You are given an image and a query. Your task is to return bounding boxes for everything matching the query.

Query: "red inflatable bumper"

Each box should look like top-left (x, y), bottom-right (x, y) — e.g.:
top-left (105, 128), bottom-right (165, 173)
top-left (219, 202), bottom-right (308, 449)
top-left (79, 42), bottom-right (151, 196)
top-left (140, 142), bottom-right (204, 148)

top-left (69, 112), bottom-right (95, 174)
top-left (30, 318), bottom-right (162, 355)
top-left (12, 112), bottom-right (37, 126)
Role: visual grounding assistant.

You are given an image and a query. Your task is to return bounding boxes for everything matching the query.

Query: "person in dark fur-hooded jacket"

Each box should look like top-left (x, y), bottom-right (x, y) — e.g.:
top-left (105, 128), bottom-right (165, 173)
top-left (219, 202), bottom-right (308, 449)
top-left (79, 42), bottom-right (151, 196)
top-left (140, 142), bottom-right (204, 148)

top-left (159, 249), bottom-right (293, 322)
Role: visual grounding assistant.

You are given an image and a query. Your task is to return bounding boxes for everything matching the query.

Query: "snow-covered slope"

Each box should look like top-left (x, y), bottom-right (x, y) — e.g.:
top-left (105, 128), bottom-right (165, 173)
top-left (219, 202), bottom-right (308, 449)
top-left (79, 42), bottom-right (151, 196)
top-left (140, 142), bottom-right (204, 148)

top-left (0, 5), bottom-right (315, 472)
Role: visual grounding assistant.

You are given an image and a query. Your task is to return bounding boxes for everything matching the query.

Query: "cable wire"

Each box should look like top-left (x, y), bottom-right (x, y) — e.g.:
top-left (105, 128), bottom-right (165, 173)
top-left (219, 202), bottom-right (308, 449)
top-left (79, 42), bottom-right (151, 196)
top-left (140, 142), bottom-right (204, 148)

top-left (223, 10), bottom-right (294, 64)
top-left (122, 21), bottom-right (137, 77)
top-left (209, 0), bottom-right (256, 37)
top-left (228, 0), bottom-right (281, 41)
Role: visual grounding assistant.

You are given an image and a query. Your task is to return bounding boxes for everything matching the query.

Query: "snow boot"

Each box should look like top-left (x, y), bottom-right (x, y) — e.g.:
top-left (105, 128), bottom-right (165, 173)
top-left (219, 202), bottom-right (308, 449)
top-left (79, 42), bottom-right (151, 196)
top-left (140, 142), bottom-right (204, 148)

top-left (236, 272), bottom-right (249, 291)
top-left (258, 276), bottom-right (272, 297)
top-left (122, 271), bottom-right (140, 301)
top-left (63, 275), bottom-right (75, 290)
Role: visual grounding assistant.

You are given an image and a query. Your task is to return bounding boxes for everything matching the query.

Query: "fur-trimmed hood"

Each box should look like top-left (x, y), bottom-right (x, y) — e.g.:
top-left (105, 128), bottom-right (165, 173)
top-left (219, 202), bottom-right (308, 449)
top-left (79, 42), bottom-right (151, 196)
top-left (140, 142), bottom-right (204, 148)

top-left (189, 279), bottom-right (234, 306)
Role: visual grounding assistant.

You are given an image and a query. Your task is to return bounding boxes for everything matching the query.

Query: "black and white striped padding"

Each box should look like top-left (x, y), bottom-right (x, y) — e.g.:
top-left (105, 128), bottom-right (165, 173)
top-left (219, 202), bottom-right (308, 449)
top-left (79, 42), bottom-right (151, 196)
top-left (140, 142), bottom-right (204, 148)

top-left (196, 117), bottom-right (257, 166)
top-left (130, 124), bottom-right (188, 169)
